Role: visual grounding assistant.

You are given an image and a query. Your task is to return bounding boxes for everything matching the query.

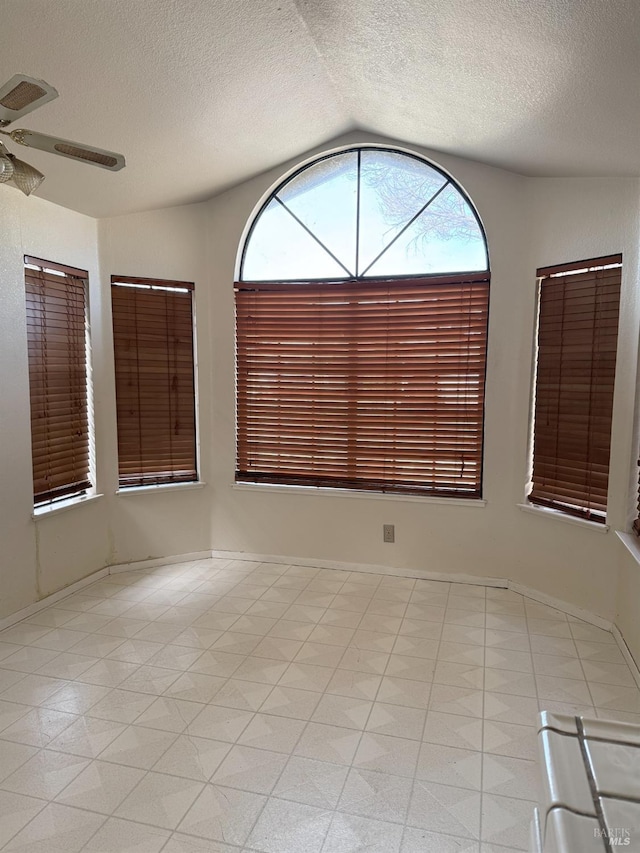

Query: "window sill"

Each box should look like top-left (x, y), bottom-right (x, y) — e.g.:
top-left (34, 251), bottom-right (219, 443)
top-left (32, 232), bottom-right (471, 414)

top-left (116, 481), bottom-right (206, 496)
top-left (233, 482), bottom-right (486, 507)
top-left (517, 502), bottom-right (609, 533)
top-left (32, 493), bottom-right (104, 519)
top-left (616, 531), bottom-right (640, 566)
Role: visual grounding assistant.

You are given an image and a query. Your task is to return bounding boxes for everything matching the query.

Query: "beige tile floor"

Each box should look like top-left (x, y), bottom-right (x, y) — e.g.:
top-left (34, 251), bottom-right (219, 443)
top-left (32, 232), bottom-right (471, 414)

top-left (0, 557), bottom-right (639, 852)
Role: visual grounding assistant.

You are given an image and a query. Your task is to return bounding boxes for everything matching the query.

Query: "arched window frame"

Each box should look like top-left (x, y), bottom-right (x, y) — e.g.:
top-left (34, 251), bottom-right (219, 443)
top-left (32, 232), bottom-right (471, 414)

top-left (235, 145), bottom-right (491, 498)
top-left (238, 145), bottom-right (489, 283)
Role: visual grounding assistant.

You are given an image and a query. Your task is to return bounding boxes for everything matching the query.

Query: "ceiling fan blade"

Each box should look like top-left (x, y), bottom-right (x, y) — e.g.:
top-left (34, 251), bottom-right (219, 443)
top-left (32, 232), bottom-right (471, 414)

top-left (9, 129), bottom-right (125, 171)
top-left (0, 75), bottom-right (58, 125)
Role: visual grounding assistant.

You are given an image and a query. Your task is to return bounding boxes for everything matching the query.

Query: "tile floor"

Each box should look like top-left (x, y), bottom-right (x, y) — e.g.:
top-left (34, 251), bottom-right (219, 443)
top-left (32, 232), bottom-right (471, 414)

top-left (0, 557), bottom-right (639, 853)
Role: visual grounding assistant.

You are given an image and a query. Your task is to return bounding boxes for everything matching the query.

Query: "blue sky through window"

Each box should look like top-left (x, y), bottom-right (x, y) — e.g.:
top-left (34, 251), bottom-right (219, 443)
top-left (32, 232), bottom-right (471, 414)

top-left (241, 148), bottom-right (487, 281)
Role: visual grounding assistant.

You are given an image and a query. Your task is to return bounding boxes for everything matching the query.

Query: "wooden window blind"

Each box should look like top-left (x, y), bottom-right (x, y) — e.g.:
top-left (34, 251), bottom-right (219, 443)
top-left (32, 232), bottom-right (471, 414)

top-left (529, 255), bottom-right (622, 522)
top-left (236, 273), bottom-right (489, 497)
top-left (25, 256), bottom-right (91, 505)
top-left (111, 276), bottom-right (197, 488)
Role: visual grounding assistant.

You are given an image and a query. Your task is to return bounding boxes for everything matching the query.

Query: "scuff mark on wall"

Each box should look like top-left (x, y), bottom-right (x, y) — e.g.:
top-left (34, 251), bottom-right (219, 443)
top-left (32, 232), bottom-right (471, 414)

top-left (106, 523), bottom-right (117, 567)
top-left (34, 521), bottom-right (42, 599)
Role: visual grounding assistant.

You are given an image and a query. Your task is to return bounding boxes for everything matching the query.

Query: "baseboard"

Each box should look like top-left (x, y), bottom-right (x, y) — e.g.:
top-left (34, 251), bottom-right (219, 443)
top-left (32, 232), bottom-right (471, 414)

top-left (215, 550), bottom-right (621, 635)
top-left (0, 551), bottom-right (210, 631)
top-left (0, 549), bottom-right (626, 657)
top-left (210, 549), bottom-right (508, 588)
top-left (108, 551), bottom-right (212, 574)
top-left (203, 549), bottom-right (635, 653)
top-left (508, 581), bottom-right (613, 631)
top-left (612, 624), bottom-right (640, 691)
top-left (0, 566), bottom-right (109, 631)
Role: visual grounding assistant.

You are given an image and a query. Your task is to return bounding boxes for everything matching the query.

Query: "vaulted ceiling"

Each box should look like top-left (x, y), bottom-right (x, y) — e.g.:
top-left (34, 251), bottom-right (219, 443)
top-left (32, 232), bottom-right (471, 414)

top-left (3, 0), bottom-right (640, 218)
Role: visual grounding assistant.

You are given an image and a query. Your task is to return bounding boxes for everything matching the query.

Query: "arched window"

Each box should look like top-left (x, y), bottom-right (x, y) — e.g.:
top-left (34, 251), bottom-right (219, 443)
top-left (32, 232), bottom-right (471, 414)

top-left (236, 146), bottom-right (490, 497)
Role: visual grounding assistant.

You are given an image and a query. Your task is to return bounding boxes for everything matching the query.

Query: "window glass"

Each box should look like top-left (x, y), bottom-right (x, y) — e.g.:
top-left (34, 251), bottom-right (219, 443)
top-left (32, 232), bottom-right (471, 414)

top-left (365, 183), bottom-right (488, 277)
top-left (236, 147), bottom-right (490, 498)
top-left (242, 196), bottom-right (348, 281)
top-left (358, 149), bottom-right (448, 274)
top-left (241, 148), bottom-right (487, 281)
top-left (277, 152), bottom-right (358, 276)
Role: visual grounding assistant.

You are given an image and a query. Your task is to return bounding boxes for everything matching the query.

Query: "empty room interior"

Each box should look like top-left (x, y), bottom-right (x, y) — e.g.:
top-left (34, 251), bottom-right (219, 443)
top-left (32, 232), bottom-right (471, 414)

top-left (2, 1), bottom-right (640, 851)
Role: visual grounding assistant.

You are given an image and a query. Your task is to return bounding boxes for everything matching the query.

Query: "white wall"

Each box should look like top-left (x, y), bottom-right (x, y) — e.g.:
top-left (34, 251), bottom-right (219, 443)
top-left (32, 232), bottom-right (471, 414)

top-left (0, 188), bottom-right (109, 617)
top-left (206, 132), bottom-right (640, 623)
top-left (0, 193), bottom-right (215, 621)
top-left (2, 133), bottom-right (639, 639)
top-left (504, 179), bottom-right (640, 618)
top-left (617, 546), bottom-right (640, 664)
top-left (206, 133), bottom-right (529, 585)
top-left (97, 205), bottom-right (213, 565)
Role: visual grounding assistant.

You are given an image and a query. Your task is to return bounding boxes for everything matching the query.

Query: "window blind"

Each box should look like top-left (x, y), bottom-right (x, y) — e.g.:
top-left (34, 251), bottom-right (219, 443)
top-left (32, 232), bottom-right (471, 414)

top-left (236, 273), bottom-right (489, 497)
top-left (111, 276), bottom-right (197, 488)
top-left (25, 256), bottom-right (91, 505)
top-left (529, 255), bottom-right (621, 522)
top-left (633, 459), bottom-right (640, 536)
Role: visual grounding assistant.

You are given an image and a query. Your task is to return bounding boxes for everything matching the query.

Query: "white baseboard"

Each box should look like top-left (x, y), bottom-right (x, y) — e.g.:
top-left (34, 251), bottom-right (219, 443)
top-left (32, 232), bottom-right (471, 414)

top-left (0, 566), bottom-right (110, 631)
top-left (0, 550), bottom-right (210, 632)
top-left (0, 549), bottom-right (628, 661)
top-left (508, 581), bottom-right (613, 631)
top-left (210, 549), bottom-right (508, 588)
top-left (212, 550), bottom-right (614, 632)
top-left (108, 551), bottom-right (212, 574)
top-left (612, 624), bottom-right (640, 691)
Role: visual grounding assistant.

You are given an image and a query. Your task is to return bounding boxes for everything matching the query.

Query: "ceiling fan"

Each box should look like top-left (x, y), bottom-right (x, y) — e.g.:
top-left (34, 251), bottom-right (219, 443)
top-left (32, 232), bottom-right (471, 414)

top-left (0, 74), bottom-right (125, 196)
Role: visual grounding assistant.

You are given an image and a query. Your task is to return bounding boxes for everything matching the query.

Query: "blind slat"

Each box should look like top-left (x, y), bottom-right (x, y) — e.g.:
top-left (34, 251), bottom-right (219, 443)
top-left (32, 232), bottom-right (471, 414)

top-left (25, 263), bottom-right (91, 505)
top-left (111, 278), bottom-right (197, 487)
top-left (236, 276), bottom-right (489, 495)
top-left (529, 258), bottom-right (621, 522)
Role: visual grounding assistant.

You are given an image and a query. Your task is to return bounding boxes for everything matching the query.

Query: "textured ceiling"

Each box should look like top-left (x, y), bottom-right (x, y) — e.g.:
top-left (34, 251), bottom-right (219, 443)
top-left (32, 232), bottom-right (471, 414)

top-left (2, 0), bottom-right (640, 217)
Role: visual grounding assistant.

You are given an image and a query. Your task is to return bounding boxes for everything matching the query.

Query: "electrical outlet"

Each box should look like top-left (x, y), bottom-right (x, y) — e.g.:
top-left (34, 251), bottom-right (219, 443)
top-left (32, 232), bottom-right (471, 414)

top-left (383, 524), bottom-right (395, 543)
